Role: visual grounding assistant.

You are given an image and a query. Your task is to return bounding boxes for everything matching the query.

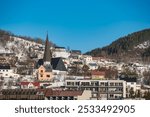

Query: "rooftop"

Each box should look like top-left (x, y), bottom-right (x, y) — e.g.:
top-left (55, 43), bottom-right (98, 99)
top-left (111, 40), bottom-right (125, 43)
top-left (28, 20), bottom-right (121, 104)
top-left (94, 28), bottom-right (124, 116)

top-left (0, 65), bottom-right (10, 69)
top-left (119, 77), bottom-right (137, 82)
top-left (91, 70), bottom-right (105, 76)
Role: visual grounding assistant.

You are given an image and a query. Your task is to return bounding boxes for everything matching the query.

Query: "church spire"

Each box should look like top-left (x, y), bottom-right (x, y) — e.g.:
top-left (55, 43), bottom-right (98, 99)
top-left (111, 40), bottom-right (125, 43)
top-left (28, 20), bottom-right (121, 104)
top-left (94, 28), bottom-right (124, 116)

top-left (43, 33), bottom-right (52, 64)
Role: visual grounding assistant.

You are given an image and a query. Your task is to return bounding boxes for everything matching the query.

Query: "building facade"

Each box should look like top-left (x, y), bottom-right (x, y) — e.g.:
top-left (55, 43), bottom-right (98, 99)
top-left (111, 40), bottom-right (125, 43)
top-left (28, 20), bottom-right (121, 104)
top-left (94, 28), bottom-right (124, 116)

top-left (65, 79), bottom-right (126, 100)
top-left (38, 65), bottom-right (53, 81)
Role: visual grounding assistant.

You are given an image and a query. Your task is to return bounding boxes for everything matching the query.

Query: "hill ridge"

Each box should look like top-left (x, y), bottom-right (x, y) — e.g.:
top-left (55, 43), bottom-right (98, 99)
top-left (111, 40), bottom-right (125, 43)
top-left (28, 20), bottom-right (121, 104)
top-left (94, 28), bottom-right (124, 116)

top-left (86, 28), bottom-right (150, 62)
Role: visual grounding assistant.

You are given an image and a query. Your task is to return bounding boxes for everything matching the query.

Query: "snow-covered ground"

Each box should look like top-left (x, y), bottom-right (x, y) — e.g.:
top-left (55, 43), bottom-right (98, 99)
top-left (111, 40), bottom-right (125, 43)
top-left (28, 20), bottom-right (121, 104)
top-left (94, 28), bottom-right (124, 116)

top-left (134, 41), bottom-right (150, 49)
top-left (0, 36), bottom-right (43, 60)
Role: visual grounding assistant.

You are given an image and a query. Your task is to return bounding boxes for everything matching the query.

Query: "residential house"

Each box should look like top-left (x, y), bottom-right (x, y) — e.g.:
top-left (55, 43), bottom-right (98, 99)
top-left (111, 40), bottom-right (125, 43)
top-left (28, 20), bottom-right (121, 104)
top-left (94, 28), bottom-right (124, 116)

top-left (53, 47), bottom-right (70, 59)
top-left (91, 70), bottom-right (106, 80)
top-left (0, 64), bottom-right (16, 78)
top-left (83, 55), bottom-right (92, 64)
top-left (88, 63), bottom-right (98, 70)
top-left (20, 82), bottom-right (40, 89)
top-left (0, 57), bottom-right (7, 64)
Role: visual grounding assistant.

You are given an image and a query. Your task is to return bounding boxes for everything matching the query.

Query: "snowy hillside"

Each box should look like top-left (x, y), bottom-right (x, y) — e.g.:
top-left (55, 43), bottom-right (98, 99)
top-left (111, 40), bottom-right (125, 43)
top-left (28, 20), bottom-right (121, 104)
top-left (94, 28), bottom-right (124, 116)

top-left (0, 36), bottom-right (43, 60)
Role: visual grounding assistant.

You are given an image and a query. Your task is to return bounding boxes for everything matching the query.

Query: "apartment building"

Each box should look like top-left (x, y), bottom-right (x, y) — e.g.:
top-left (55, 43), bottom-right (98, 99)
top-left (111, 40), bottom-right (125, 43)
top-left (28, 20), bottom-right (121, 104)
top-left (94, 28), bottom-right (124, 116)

top-left (65, 79), bottom-right (126, 100)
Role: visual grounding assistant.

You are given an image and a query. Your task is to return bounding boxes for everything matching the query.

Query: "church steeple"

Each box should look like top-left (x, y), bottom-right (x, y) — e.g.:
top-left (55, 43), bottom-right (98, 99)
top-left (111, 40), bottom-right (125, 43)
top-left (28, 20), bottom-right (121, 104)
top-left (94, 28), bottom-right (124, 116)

top-left (43, 33), bottom-right (52, 64)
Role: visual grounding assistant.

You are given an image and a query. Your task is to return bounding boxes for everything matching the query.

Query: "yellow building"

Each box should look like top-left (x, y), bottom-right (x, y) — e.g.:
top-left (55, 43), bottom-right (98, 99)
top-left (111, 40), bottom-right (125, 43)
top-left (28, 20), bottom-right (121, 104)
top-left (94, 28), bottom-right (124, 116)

top-left (38, 65), bottom-right (53, 81)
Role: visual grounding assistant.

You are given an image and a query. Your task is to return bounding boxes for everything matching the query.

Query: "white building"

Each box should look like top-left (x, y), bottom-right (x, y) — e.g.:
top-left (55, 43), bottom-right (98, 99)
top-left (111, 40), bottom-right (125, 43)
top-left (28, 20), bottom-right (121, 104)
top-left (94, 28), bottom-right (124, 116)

top-left (53, 47), bottom-right (70, 59)
top-left (119, 77), bottom-right (141, 98)
top-left (88, 62), bottom-right (98, 70)
top-left (83, 55), bottom-right (93, 64)
top-left (65, 79), bottom-right (126, 100)
top-left (0, 65), bottom-right (16, 78)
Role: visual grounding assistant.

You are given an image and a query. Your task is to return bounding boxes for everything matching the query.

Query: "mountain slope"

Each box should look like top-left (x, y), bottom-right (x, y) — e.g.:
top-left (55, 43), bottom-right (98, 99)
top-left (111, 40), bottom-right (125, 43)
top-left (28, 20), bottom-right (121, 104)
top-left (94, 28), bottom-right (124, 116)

top-left (86, 29), bottom-right (150, 62)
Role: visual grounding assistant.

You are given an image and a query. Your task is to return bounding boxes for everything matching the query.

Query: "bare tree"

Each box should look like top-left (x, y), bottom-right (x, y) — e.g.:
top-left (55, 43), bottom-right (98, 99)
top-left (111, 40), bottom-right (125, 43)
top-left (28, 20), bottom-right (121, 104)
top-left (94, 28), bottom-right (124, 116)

top-left (143, 71), bottom-right (150, 85)
top-left (82, 65), bottom-right (90, 78)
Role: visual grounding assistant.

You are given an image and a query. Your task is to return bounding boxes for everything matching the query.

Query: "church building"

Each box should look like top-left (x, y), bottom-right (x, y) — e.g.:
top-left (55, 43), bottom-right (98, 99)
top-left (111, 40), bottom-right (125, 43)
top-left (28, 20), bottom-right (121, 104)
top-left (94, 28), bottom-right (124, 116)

top-left (37, 34), bottom-right (67, 81)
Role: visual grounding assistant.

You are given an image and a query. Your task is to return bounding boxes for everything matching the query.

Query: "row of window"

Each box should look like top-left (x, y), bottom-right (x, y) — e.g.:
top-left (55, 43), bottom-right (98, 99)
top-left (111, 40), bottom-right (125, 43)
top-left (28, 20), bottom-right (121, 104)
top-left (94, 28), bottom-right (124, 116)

top-left (0, 70), bottom-right (9, 72)
top-left (110, 83), bottom-right (123, 86)
top-left (83, 87), bottom-right (123, 92)
top-left (92, 94), bottom-right (123, 99)
top-left (40, 75), bottom-right (50, 77)
top-left (67, 82), bottom-right (123, 86)
top-left (48, 96), bottom-right (74, 100)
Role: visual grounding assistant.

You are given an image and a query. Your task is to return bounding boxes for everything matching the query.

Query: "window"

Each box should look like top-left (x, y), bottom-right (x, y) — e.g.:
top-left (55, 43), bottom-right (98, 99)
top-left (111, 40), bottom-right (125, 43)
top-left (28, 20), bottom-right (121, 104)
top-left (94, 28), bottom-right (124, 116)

top-left (119, 83), bottom-right (122, 86)
top-left (110, 94), bottom-right (114, 98)
top-left (75, 82), bottom-right (79, 86)
top-left (95, 88), bottom-right (98, 91)
top-left (81, 82), bottom-right (90, 86)
top-left (101, 82), bottom-right (105, 86)
top-left (110, 83), bottom-right (114, 86)
top-left (71, 82), bottom-right (74, 86)
top-left (95, 82), bottom-right (99, 86)
top-left (67, 82), bottom-right (71, 85)
top-left (41, 70), bottom-right (43, 73)
top-left (41, 75), bottom-right (43, 77)
top-left (119, 88), bottom-right (123, 91)
top-left (91, 82), bottom-right (94, 86)
top-left (115, 83), bottom-right (118, 86)
top-left (105, 83), bottom-right (108, 86)
top-left (47, 75), bottom-right (50, 77)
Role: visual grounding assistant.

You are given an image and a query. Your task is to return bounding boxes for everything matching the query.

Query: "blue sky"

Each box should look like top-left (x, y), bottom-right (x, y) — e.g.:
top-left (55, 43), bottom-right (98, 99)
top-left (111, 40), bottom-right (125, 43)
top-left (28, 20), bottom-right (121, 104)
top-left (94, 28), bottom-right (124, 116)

top-left (0, 0), bottom-right (150, 53)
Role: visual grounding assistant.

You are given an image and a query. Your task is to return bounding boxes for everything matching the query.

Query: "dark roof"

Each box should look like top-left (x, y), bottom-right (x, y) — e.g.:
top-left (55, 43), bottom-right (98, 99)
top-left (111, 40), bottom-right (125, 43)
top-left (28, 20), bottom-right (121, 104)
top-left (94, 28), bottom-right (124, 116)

top-left (0, 65), bottom-right (10, 69)
top-left (55, 46), bottom-right (65, 49)
top-left (37, 58), bottom-right (67, 71)
top-left (37, 59), bottom-right (44, 67)
top-left (71, 50), bottom-right (81, 54)
top-left (52, 90), bottom-right (83, 96)
top-left (51, 57), bottom-right (67, 71)
top-left (73, 61), bottom-right (83, 65)
top-left (2, 89), bottom-right (37, 95)
top-left (88, 63), bottom-right (97, 66)
top-left (119, 77), bottom-right (137, 82)
top-left (91, 71), bottom-right (105, 76)
top-left (43, 34), bottom-right (52, 62)
top-left (44, 64), bottom-right (52, 72)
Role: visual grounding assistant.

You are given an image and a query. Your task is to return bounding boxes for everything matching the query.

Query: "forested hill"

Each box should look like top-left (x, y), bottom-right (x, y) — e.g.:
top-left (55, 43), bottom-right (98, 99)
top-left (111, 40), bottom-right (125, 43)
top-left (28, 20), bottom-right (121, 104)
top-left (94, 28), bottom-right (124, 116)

top-left (86, 29), bottom-right (150, 62)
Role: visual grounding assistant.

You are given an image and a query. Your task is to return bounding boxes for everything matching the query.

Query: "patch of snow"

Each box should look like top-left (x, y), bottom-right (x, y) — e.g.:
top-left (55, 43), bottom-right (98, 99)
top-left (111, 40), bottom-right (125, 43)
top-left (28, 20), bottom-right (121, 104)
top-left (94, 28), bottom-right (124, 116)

top-left (134, 41), bottom-right (150, 49)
